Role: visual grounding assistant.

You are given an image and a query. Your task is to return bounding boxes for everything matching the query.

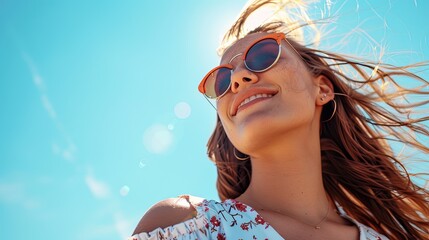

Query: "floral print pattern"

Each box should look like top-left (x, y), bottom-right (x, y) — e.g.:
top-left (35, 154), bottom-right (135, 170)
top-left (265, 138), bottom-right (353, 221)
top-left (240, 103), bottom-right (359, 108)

top-left (129, 197), bottom-right (389, 240)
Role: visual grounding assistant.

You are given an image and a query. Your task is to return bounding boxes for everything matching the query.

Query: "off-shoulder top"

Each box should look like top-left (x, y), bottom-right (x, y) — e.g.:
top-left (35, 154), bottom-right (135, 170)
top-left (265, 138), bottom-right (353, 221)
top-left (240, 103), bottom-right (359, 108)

top-left (129, 196), bottom-right (388, 240)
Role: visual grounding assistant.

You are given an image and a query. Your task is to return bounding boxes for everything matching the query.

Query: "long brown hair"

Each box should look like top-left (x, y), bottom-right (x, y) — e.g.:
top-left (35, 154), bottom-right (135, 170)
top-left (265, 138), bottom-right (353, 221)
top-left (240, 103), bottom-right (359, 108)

top-left (205, 1), bottom-right (429, 239)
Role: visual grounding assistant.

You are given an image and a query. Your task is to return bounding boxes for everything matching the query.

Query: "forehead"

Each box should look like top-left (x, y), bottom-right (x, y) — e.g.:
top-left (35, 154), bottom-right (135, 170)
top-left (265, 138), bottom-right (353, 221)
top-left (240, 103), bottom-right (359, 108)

top-left (220, 32), bottom-right (270, 64)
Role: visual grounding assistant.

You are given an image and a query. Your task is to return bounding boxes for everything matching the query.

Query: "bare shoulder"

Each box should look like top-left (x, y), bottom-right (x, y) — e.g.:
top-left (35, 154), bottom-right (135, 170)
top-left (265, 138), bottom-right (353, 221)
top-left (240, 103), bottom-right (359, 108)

top-left (132, 195), bottom-right (205, 235)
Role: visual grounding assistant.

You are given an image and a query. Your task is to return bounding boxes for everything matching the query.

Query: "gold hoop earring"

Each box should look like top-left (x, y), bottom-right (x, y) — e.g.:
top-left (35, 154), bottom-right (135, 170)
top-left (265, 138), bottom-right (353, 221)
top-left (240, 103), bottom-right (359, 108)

top-left (233, 148), bottom-right (250, 160)
top-left (321, 99), bottom-right (337, 123)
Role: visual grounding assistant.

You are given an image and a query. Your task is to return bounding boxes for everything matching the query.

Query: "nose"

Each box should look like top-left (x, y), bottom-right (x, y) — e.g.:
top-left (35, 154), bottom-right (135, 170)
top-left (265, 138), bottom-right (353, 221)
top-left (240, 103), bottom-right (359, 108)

top-left (230, 65), bottom-right (259, 93)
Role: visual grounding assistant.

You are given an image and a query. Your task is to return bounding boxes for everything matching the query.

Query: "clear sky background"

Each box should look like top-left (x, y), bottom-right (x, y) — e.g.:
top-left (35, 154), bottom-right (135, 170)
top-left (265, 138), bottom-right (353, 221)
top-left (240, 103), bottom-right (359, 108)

top-left (0, 1), bottom-right (428, 239)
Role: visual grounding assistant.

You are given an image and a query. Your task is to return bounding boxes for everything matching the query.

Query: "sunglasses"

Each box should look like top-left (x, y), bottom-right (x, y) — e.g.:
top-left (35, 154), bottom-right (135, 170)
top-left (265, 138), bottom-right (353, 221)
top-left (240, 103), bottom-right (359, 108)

top-left (198, 32), bottom-right (286, 99)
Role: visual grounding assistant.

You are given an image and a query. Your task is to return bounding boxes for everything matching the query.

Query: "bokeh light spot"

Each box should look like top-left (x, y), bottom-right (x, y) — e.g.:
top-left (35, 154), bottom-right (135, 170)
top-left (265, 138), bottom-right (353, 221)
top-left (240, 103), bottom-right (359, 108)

top-left (143, 124), bottom-right (173, 154)
top-left (174, 102), bottom-right (191, 119)
top-left (120, 185), bottom-right (130, 196)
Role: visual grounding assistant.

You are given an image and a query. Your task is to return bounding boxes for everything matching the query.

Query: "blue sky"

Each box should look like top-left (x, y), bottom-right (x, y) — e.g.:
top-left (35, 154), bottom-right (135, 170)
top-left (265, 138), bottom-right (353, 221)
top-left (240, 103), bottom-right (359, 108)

top-left (0, 1), bottom-right (428, 239)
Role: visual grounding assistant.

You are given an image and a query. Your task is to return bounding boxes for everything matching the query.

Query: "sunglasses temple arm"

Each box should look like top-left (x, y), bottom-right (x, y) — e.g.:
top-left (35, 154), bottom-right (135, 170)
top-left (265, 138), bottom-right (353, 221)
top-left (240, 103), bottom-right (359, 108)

top-left (203, 95), bottom-right (217, 111)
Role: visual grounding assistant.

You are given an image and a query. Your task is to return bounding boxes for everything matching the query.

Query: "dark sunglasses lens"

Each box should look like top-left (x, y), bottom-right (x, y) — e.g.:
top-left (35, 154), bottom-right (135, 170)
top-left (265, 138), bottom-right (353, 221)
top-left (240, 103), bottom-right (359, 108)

top-left (205, 67), bottom-right (231, 98)
top-left (245, 39), bottom-right (280, 71)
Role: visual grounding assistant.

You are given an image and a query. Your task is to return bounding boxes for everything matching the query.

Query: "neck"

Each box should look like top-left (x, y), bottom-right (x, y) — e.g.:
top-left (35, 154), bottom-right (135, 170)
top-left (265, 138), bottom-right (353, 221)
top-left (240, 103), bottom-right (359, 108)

top-left (236, 126), bottom-right (331, 225)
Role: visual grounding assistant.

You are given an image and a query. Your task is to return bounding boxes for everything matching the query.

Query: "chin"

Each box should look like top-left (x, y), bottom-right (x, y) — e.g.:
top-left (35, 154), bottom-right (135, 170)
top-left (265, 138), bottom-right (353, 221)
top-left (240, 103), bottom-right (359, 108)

top-left (232, 126), bottom-right (281, 154)
top-left (232, 117), bottom-right (311, 153)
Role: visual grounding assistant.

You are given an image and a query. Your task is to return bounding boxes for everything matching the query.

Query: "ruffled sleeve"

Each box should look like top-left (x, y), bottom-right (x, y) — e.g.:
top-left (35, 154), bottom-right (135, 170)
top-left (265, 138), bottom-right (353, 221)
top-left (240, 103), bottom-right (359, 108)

top-left (128, 198), bottom-right (210, 240)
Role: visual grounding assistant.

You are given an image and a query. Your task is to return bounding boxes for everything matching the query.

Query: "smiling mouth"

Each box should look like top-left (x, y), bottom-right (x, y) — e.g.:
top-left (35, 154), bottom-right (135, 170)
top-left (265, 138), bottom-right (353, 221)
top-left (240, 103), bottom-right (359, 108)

top-left (238, 93), bottom-right (274, 108)
top-left (236, 93), bottom-right (274, 114)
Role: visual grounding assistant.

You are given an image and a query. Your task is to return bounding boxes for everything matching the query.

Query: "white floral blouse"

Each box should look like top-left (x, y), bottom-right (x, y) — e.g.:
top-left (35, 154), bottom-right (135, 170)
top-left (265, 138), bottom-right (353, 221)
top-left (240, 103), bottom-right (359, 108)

top-left (129, 196), bottom-right (388, 240)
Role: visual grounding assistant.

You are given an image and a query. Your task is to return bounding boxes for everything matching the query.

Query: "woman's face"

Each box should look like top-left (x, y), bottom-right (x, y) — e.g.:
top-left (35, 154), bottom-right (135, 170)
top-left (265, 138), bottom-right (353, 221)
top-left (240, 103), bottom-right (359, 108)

top-left (216, 32), bottom-right (325, 154)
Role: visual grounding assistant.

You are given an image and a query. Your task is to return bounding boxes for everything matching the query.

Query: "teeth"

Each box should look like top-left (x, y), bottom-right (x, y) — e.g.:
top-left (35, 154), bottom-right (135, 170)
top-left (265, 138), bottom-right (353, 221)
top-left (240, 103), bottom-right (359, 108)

top-left (238, 93), bottom-right (273, 108)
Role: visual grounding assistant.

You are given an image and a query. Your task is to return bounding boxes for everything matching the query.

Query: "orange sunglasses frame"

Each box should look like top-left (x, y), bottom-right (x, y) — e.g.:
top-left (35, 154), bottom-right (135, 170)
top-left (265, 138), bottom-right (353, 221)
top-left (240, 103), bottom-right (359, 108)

top-left (198, 32), bottom-right (286, 99)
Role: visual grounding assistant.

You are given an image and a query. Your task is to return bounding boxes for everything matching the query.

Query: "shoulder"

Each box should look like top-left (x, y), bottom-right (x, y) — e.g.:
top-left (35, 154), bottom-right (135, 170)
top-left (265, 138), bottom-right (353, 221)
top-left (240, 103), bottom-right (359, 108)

top-left (132, 195), bottom-right (206, 235)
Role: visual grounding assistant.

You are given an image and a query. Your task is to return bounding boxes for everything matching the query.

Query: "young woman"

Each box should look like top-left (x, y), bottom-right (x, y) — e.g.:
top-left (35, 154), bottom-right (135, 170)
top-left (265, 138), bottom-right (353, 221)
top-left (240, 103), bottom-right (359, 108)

top-left (130, 1), bottom-right (429, 239)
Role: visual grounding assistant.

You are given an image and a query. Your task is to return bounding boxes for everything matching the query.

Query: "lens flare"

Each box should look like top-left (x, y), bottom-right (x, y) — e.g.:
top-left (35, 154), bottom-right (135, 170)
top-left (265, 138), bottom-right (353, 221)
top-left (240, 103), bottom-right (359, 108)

top-left (138, 160), bottom-right (146, 168)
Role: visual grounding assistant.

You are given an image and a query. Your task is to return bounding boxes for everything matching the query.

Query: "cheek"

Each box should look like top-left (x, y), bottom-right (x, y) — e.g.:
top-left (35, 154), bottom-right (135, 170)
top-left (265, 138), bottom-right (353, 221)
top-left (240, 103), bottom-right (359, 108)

top-left (216, 96), bottom-right (229, 118)
top-left (271, 63), bottom-right (316, 116)
top-left (216, 97), bottom-right (243, 146)
top-left (275, 59), bottom-right (315, 94)
top-left (216, 97), bottom-right (233, 131)
top-left (217, 114), bottom-right (238, 147)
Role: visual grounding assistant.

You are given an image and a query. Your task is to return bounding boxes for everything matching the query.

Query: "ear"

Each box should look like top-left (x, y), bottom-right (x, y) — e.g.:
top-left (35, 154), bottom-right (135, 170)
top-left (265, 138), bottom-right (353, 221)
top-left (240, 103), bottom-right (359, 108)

top-left (315, 75), bottom-right (334, 106)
